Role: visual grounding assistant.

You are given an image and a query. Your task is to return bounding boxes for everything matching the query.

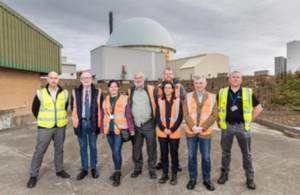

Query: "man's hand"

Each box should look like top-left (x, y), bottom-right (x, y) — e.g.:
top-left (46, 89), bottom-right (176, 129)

top-left (193, 127), bottom-right (203, 134)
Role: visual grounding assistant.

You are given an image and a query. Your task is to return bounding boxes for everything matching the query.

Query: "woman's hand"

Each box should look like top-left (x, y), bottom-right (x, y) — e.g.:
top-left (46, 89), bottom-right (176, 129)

top-left (130, 131), bottom-right (135, 136)
top-left (100, 133), bottom-right (105, 139)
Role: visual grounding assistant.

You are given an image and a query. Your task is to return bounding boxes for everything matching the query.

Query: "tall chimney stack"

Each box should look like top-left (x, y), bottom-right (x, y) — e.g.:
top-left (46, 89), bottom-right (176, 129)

top-left (109, 12), bottom-right (113, 35)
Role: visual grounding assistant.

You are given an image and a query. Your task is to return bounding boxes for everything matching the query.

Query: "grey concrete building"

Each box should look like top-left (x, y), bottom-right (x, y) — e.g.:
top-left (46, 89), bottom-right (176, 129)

top-left (91, 45), bottom-right (165, 81)
top-left (275, 56), bottom-right (287, 75)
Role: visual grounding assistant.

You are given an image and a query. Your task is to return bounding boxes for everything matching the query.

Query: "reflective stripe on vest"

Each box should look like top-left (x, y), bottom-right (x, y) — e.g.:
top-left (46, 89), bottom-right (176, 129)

top-left (37, 88), bottom-right (68, 128)
top-left (72, 88), bottom-right (102, 128)
top-left (185, 91), bottom-right (216, 135)
top-left (218, 87), bottom-right (253, 131)
top-left (156, 98), bottom-right (181, 139)
top-left (157, 83), bottom-right (181, 100)
top-left (103, 94), bottom-right (128, 135)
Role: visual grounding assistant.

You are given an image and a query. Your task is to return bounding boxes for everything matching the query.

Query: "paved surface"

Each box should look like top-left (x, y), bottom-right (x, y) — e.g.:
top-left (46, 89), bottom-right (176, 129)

top-left (0, 120), bottom-right (299, 195)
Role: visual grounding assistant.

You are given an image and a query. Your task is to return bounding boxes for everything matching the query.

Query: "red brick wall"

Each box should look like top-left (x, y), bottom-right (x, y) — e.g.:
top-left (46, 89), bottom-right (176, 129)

top-left (0, 67), bottom-right (40, 111)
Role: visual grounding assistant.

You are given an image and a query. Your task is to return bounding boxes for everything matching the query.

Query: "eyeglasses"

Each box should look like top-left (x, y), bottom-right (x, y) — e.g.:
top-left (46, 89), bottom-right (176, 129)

top-left (80, 77), bottom-right (92, 80)
top-left (164, 87), bottom-right (173, 90)
top-left (164, 73), bottom-right (173, 76)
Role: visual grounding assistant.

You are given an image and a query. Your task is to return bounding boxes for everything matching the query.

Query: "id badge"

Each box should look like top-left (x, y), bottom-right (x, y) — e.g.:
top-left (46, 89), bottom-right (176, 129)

top-left (230, 105), bottom-right (238, 112)
top-left (110, 115), bottom-right (114, 119)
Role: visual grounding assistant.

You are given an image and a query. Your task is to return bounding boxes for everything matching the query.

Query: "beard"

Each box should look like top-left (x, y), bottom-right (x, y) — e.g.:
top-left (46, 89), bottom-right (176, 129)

top-left (134, 80), bottom-right (144, 88)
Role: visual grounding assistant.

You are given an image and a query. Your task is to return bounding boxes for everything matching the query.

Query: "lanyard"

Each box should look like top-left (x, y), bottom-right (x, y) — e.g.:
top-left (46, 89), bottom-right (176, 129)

top-left (81, 90), bottom-right (90, 104)
top-left (229, 89), bottom-right (241, 105)
top-left (110, 94), bottom-right (119, 113)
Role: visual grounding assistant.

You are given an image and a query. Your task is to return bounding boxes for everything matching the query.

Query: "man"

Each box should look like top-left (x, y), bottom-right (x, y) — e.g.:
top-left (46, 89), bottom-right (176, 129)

top-left (27, 71), bottom-right (69, 188)
top-left (154, 68), bottom-right (186, 171)
top-left (128, 72), bottom-right (157, 179)
top-left (183, 75), bottom-right (217, 191)
top-left (71, 72), bottom-right (103, 180)
top-left (217, 71), bottom-right (263, 190)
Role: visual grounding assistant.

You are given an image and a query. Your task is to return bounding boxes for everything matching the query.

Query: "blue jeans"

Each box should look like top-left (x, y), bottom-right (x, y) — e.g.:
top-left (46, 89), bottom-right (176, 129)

top-left (77, 120), bottom-right (98, 170)
top-left (187, 136), bottom-right (211, 181)
top-left (107, 131), bottom-right (123, 171)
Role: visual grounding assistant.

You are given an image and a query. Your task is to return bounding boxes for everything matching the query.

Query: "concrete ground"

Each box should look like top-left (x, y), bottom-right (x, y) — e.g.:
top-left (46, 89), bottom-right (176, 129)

top-left (0, 120), bottom-right (299, 195)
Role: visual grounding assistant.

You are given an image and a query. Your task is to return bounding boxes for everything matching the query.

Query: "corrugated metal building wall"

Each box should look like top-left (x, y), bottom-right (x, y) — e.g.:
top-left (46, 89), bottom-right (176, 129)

top-left (0, 1), bottom-right (62, 74)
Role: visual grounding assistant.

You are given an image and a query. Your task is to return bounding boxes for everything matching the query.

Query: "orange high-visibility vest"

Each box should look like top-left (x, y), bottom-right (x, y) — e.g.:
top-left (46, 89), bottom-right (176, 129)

top-left (185, 91), bottom-right (216, 135)
top-left (156, 98), bottom-right (182, 139)
top-left (157, 83), bottom-right (182, 100)
top-left (127, 85), bottom-right (156, 117)
top-left (72, 89), bottom-right (102, 128)
top-left (102, 94), bottom-right (129, 135)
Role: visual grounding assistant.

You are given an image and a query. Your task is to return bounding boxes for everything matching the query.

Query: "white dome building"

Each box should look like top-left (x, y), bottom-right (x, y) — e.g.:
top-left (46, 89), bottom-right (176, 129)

top-left (106, 17), bottom-right (176, 61)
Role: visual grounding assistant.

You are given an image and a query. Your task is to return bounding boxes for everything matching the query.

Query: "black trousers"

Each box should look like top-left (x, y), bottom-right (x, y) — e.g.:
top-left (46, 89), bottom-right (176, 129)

top-left (158, 136), bottom-right (180, 174)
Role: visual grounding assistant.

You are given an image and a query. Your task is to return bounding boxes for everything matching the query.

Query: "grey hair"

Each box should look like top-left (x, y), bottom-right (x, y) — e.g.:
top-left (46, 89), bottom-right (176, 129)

top-left (194, 75), bottom-right (207, 83)
top-left (134, 72), bottom-right (145, 79)
top-left (229, 71), bottom-right (242, 78)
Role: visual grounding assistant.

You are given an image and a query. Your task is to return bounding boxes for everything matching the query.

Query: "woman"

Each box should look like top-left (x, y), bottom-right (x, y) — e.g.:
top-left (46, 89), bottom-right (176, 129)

top-left (156, 81), bottom-right (183, 185)
top-left (100, 80), bottom-right (135, 187)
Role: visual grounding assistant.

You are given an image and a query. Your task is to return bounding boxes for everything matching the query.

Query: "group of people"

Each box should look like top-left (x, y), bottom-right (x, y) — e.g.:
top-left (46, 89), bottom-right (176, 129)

top-left (27, 68), bottom-right (263, 191)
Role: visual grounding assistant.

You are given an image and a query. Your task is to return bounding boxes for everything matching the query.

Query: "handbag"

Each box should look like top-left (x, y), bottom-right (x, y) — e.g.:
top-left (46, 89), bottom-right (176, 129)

top-left (114, 122), bottom-right (131, 142)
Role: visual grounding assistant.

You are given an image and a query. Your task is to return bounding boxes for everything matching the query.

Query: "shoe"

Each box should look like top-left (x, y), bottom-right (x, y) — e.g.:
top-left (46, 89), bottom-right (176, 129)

top-left (77, 170), bottom-right (88, 180)
top-left (247, 179), bottom-right (256, 190)
top-left (130, 170), bottom-right (142, 178)
top-left (203, 180), bottom-right (215, 191)
top-left (170, 174), bottom-right (177, 185)
top-left (159, 174), bottom-right (169, 184)
top-left (110, 171), bottom-right (122, 180)
top-left (149, 171), bottom-right (157, 179)
top-left (56, 170), bottom-right (70, 178)
top-left (178, 165), bottom-right (182, 172)
top-left (217, 172), bottom-right (228, 184)
top-left (187, 180), bottom-right (197, 190)
top-left (27, 177), bottom-right (37, 188)
top-left (113, 172), bottom-right (121, 187)
top-left (91, 169), bottom-right (99, 179)
top-left (156, 162), bottom-right (162, 170)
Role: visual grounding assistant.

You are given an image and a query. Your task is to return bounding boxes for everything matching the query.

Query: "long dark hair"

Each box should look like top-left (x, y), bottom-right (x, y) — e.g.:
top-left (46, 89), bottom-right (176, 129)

top-left (162, 81), bottom-right (176, 100)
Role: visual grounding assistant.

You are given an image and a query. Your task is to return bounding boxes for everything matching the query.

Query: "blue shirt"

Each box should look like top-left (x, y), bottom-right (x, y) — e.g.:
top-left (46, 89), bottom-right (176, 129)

top-left (196, 90), bottom-right (205, 104)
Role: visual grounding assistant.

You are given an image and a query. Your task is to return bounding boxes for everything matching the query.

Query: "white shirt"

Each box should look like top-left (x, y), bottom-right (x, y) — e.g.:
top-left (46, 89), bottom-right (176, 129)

top-left (82, 88), bottom-right (91, 118)
top-left (48, 86), bottom-right (59, 103)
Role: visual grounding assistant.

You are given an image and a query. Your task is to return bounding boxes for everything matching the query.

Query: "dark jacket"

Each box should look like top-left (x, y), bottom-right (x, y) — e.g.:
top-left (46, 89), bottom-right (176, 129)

top-left (32, 84), bottom-right (69, 129)
top-left (128, 83), bottom-right (156, 128)
top-left (71, 84), bottom-right (103, 137)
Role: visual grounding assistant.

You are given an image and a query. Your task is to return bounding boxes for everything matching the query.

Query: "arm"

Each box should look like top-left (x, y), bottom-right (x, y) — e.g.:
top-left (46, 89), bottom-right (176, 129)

top-left (180, 85), bottom-right (187, 101)
top-left (31, 95), bottom-right (40, 119)
top-left (201, 101), bottom-right (218, 131)
top-left (154, 86), bottom-right (158, 104)
top-left (65, 99), bottom-right (69, 111)
top-left (252, 104), bottom-right (263, 122)
top-left (125, 103), bottom-right (135, 132)
top-left (170, 101), bottom-right (183, 132)
top-left (71, 90), bottom-right (74, 111)
top-left (183, 98), bottom-right (196, 131)
top-left (155, 103), bottom-right (165, 131)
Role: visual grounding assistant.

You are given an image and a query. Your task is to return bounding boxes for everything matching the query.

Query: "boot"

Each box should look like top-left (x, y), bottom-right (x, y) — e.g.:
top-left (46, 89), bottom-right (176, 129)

top-left (110, 171), bottom-right (122, 181)
top-left (247, 179), bottom-right (256, 190)
top-left (159, 174), bottom-right (169, 184)
top-left (217, 172), bottom-right (228, 184)
top-left (113, 171), bottom-right (121, 187)
top-left (170, 174), bottom-right (177, 185)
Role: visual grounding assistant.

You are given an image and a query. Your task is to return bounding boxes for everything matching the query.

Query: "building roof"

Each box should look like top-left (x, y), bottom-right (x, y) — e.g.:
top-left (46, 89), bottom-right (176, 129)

top-left (180, 56), bottom-right (206, 70)
top-left (0, 1), bottom-right (62, 47)
top-left (106, 17), bottom-right (175, 52)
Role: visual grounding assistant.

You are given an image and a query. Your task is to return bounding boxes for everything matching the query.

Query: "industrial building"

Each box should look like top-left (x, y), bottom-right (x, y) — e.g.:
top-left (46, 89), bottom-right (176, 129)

top-left (106, 17), bottom-right (176, 62)
top-left (274, 56), bottom-right (287, 75)
top-left (0, 1), bottom-right (62, 129)
top-left (166, 53), bottom-right (229, 80)
top-left (287, 40), bottom-right (300, 73)
top-left (61, 57), bottom-right (77, 79)
top-left (254, 70), bottom-right (270, 76)
top-left (91, 45), bottom-right (165, 81)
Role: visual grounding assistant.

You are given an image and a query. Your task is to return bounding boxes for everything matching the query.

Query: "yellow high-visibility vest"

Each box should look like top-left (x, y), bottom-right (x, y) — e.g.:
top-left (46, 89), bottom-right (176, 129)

top-left (37, 88), bottom-right (68, 128)
top-left (218, 87), bottom-right (253, 130)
